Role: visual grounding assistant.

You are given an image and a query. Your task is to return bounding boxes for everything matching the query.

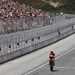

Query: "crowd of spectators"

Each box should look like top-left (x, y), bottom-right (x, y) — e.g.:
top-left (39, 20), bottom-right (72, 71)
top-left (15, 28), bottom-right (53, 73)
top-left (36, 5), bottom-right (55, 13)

top-left (0, 0), bottom-right (53, 34)
top-left (0, 0), bottom-right (47, 18)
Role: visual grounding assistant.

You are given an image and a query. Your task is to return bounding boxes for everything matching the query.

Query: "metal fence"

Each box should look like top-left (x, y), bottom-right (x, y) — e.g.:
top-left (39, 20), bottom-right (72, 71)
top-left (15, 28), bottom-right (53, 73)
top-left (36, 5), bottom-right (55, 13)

top-left (0, 14), bottom-right (75, 63)
top-left (0, 23), bottom-right (75, 63)
top-left (0, 16), bottom-right (54, 34)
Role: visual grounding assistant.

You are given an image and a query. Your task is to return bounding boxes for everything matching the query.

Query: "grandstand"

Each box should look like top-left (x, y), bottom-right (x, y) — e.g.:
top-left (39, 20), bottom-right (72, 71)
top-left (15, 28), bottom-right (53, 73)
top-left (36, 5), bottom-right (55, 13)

top-left (0, 0), bottom-right (54, 34)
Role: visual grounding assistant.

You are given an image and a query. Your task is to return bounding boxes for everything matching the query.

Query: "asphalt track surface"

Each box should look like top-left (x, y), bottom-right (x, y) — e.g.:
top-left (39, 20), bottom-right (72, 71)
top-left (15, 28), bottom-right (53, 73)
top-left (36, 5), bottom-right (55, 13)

top-left (28, 48), bottom-right (75, 75)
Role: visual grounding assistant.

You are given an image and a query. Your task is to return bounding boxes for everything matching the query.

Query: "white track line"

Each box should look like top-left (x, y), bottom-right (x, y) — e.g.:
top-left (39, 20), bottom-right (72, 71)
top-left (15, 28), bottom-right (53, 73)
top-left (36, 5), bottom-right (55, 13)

top-left (55, 66), bottom-right (75, 70)
top-left (24, 47), bottom-right (75, 75)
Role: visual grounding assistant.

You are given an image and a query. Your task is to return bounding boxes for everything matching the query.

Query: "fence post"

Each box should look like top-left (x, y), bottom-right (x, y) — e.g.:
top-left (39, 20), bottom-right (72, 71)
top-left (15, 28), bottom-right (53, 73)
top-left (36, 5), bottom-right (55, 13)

top-left (72, 25), bottom-right (74, 30)
top-left (57, 29), bottom-right (61, 36)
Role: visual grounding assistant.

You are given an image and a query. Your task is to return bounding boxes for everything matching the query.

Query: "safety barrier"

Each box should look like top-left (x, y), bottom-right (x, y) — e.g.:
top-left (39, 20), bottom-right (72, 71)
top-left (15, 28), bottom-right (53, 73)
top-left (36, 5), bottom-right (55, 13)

top-left (0, 22), bottom-right (75, 63)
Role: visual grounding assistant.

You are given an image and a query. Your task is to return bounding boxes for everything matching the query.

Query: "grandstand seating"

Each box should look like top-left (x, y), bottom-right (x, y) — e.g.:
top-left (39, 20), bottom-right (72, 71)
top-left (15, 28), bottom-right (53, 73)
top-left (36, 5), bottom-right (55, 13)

top-left (0, 0), bottom-right (54, 34)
